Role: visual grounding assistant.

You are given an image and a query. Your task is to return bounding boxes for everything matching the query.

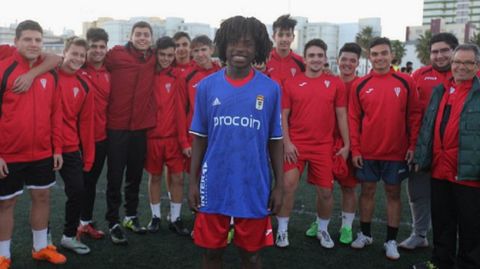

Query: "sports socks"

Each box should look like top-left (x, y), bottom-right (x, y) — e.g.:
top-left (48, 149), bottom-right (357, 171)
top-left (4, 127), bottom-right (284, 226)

top-left (316, 216), bottom-right (330, 232)
top-left (386, 225), bottom-right (399, 242)
top-left (150, 203), bottom-right (161, 219)
top-left (341, 212), bottom-right (355, 229)
top-left (0, 240), bottom-right (11, 259)
top-left (276, 216), bottom-right (289, 232)
top-left (170, 202), bottom-right (182, 221)
top-left (360, 221), bottom-right (372, 237)
top-left (32, 228), bottom-right (48, 252)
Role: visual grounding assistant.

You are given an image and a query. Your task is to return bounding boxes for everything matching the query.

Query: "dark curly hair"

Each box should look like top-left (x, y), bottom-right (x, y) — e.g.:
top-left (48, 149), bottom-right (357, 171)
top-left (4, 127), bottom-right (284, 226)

top-left (214, 16), bottom-right (272, 65)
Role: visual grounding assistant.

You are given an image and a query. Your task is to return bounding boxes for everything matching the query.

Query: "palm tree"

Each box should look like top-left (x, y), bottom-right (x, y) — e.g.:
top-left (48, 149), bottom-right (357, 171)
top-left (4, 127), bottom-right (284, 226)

top-left (391, 40), bottom-right (406, 65)
top-left (470, 32), bottom-right (480, 47)
top-left (356, 26), bottom-right (375, 74)
top-left (415, 30), bottom-right (432, 65)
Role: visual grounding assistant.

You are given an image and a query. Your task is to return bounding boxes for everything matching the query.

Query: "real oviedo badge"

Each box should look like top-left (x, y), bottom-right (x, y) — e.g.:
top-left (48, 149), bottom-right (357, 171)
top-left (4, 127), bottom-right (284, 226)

top-left (256, 95), bottom-right (264, 110)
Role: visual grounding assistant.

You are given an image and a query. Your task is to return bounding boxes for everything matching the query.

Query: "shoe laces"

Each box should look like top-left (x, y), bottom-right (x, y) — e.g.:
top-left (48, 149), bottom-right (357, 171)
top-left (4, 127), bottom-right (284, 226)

top-left (320, 231), bottom-right (332, 242)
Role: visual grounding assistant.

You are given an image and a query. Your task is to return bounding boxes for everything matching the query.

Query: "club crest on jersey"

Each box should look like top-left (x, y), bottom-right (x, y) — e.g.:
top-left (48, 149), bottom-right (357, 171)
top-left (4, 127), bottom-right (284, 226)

top-left (324, 80), bottom-right (331, 88)
top-left (40, 78), bottom-right (47, 89)
top-left (394, 87), bottom-right (401, 97)
top-left (450, 87), bottom-right (456, 94)
top-left (165, 83), bottom-right (171, 93)
top-left (256, 95), bottom-right (264, 110)
top-left (73, 87), bottom-right (79, 98)
top-left (291, 68), bottom-right (297, 77)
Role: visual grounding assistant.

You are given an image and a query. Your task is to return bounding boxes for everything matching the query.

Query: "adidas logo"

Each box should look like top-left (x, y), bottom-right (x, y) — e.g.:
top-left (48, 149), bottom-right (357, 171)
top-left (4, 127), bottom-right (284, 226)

top-left (212, 98), bottom-right (221, 106)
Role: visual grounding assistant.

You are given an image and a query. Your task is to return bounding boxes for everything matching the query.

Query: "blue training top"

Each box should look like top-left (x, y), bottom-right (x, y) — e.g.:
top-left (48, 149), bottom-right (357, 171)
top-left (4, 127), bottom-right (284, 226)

top-left (190, 69), bottom-right (283, 218)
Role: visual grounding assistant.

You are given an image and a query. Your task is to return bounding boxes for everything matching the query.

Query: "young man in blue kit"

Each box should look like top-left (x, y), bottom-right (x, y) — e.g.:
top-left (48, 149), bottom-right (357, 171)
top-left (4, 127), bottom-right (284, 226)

top-left (188, 16), bottom-right (284, 269)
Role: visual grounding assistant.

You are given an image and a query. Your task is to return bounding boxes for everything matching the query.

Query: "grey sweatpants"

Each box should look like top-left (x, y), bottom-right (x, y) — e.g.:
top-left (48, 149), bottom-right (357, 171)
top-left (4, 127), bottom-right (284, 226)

top-left (406, 171), bottom-right (431, 237)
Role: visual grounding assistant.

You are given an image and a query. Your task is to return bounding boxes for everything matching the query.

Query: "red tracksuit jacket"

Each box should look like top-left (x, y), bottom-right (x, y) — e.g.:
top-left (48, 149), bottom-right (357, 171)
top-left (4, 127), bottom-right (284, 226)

top-left (412, 65), bottom-right (451, 116)
top-left (266, 49), bottom-right (305, 86)
top-left (0, 52), bottom-right (62, 163)
top-left (175, 62), bottom-right (221, 150)
top-left (79, 64), bottom-right (111, 142)
top-left (105, 43), bottom-right (156, 130)
top-left (349, 69), bottom-right (421, 161)
top-left (148, 67), bottom-right (178, 139)
top-left (0, 45), bottom-right (15, 61)
top-left (58, 68), bottom-right (95, 171)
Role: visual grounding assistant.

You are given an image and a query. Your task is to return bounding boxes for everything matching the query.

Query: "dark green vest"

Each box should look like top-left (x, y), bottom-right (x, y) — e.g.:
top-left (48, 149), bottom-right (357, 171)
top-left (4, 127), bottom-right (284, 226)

top-left (414, 76), bottom-right (480, 181)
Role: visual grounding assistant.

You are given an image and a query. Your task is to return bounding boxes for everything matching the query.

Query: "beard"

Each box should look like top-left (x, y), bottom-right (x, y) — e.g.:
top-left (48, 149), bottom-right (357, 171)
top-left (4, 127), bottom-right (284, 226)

top-left (433, 63), bottom-right (451, 72)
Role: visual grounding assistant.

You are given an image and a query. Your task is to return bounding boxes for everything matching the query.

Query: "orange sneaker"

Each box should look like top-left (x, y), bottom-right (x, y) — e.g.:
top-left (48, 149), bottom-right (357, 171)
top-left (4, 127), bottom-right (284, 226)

top-left (77, 223), bottom-right (105, 239)
top-left (0, 256), bottom-right (11, 269)
top-left (32, 245), bottom-right (66, 265)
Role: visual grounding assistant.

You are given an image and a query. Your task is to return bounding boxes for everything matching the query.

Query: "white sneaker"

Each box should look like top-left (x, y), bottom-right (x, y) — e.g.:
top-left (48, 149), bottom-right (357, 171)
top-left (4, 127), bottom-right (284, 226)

top-left (275, 230), bottom-right (289, 248)
top-left (317, 230), bottom-right (334, 249)
top-left (384, 240), bottom-right (400, 260)
top-left (399, 234), bottom-right (428, 250)
top-left (351, 232), bottom-right (373, 249)
top-left (60, 236), bottom-right (90, 255)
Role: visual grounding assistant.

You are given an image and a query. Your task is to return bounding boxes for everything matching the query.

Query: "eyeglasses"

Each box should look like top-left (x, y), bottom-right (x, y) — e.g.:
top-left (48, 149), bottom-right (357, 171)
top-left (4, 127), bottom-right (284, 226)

top-left (430, 48), bottom-right (451, 55)
top-left (451, 60), bottom-right (477, 68)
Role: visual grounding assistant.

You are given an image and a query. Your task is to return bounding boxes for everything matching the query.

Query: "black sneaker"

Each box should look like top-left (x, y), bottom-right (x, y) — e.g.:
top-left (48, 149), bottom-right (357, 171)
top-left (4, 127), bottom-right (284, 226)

top-left (109, 224), bottom-right (128, 245)
top-left (412, 261), bottom-right (438, 269)
top-left (147, 217), bottom-right (161, 233)
top-left (122, 217), bottom-right (147, 234)
top-left (169, 218), bottom-right (190, 236)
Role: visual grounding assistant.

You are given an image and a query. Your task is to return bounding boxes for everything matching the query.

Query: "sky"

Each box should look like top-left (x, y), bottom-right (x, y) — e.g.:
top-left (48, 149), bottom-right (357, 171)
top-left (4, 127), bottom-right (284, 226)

top-left (0, 0), bottom-right (423, 41)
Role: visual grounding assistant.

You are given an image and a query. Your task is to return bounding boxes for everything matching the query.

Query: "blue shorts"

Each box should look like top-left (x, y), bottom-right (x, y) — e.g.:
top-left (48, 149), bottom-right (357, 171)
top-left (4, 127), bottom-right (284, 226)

top-left (356, 160), bottom-right (409, 185)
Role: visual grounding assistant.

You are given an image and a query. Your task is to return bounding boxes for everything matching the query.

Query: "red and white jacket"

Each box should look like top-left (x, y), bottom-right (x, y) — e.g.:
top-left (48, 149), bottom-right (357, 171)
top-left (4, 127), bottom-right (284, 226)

top-left (349, 69), bottom-right (421, 161)
top-left (0, 51), bottom-right (62, 163)
top-left (79, 63), bottom-right (111, 142)
top-left (175, 62), bottom-right (221, 150)
top-left (58, 68), bottom-right (95, 171)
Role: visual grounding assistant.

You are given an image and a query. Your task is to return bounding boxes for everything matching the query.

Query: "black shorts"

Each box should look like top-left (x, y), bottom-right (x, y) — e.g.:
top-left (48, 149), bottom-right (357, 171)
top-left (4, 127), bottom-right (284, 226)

top-left (0, 157), bottom-right (55, 200)
top-left (355, 159), bottom-right (409, 185)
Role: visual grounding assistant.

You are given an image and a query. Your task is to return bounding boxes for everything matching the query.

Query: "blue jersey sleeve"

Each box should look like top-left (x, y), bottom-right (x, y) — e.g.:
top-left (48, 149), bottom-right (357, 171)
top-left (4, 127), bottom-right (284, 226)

top-left (269, 84), bottom-right (283, 140)
top-left (190, 81), bottom-right (208, 137)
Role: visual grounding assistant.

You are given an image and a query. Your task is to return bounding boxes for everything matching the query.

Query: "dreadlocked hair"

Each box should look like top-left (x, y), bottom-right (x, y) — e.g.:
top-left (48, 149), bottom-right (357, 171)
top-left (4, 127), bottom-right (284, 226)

top-left (214, 16), bottom-right (272, 65)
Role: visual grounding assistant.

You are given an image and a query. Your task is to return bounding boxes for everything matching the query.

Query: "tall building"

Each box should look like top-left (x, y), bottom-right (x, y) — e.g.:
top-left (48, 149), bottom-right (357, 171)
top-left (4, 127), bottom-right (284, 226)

top-left (279, 17), bottom-right (381, 74)
top-left (423, 0), bottom-right (480, 26)
top-left (83, 17), bottom-right (214, 46)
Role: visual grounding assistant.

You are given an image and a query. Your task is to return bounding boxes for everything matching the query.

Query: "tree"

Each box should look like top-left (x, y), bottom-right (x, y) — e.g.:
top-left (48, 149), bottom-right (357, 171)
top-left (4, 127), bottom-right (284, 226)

top-left (391, 40), bottom-right (406, 65)
top-left (356, 26), bottom-right (375, 74)
top-left (470, 32), bottom-right (480, 47)
top-left (415, 30), bottom-right (432, 65)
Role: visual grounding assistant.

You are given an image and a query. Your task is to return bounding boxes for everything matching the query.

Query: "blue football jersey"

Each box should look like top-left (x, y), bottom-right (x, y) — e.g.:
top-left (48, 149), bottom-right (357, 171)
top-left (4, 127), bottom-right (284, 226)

top-left (190, 69), bottom-right (283, 218)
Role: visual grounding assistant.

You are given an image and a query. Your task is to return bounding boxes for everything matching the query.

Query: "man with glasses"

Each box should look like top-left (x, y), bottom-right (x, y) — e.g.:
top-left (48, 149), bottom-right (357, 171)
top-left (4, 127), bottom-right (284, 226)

top-left (412, 43), bottom-right (480, 269)
top-left (400, 33), bottom-right (459, 251)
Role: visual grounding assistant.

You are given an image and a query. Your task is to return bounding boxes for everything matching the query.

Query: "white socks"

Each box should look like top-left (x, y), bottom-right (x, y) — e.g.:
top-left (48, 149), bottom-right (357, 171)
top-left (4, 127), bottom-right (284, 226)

top-left (0, 240), bottom-right (11, 259)
top-left (276, 217), bottom-right (289, 232)
top-left (316, 216), bottom-right (330, 232)
top-left (170, 202), bottom-right (182, 221)
top-left (32, 228), bottom-right (48, 252)
top-left (150, 203), bottom-right (161, 219)
top-left (80, 220), bottom-right (91, 226)
top-left (341, 212), bottom-right (355, 229)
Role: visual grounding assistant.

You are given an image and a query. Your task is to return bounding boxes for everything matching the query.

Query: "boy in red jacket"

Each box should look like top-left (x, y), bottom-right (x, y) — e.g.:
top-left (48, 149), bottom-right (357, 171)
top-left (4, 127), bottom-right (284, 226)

top-left (0, 20), bottom-right (65, 269)
top-left (349, 37), bottom-right (421, 260)
top-left (57, 37), bottom-right (95, 255)
top-left (77, 27), bottom-right (111, 240)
